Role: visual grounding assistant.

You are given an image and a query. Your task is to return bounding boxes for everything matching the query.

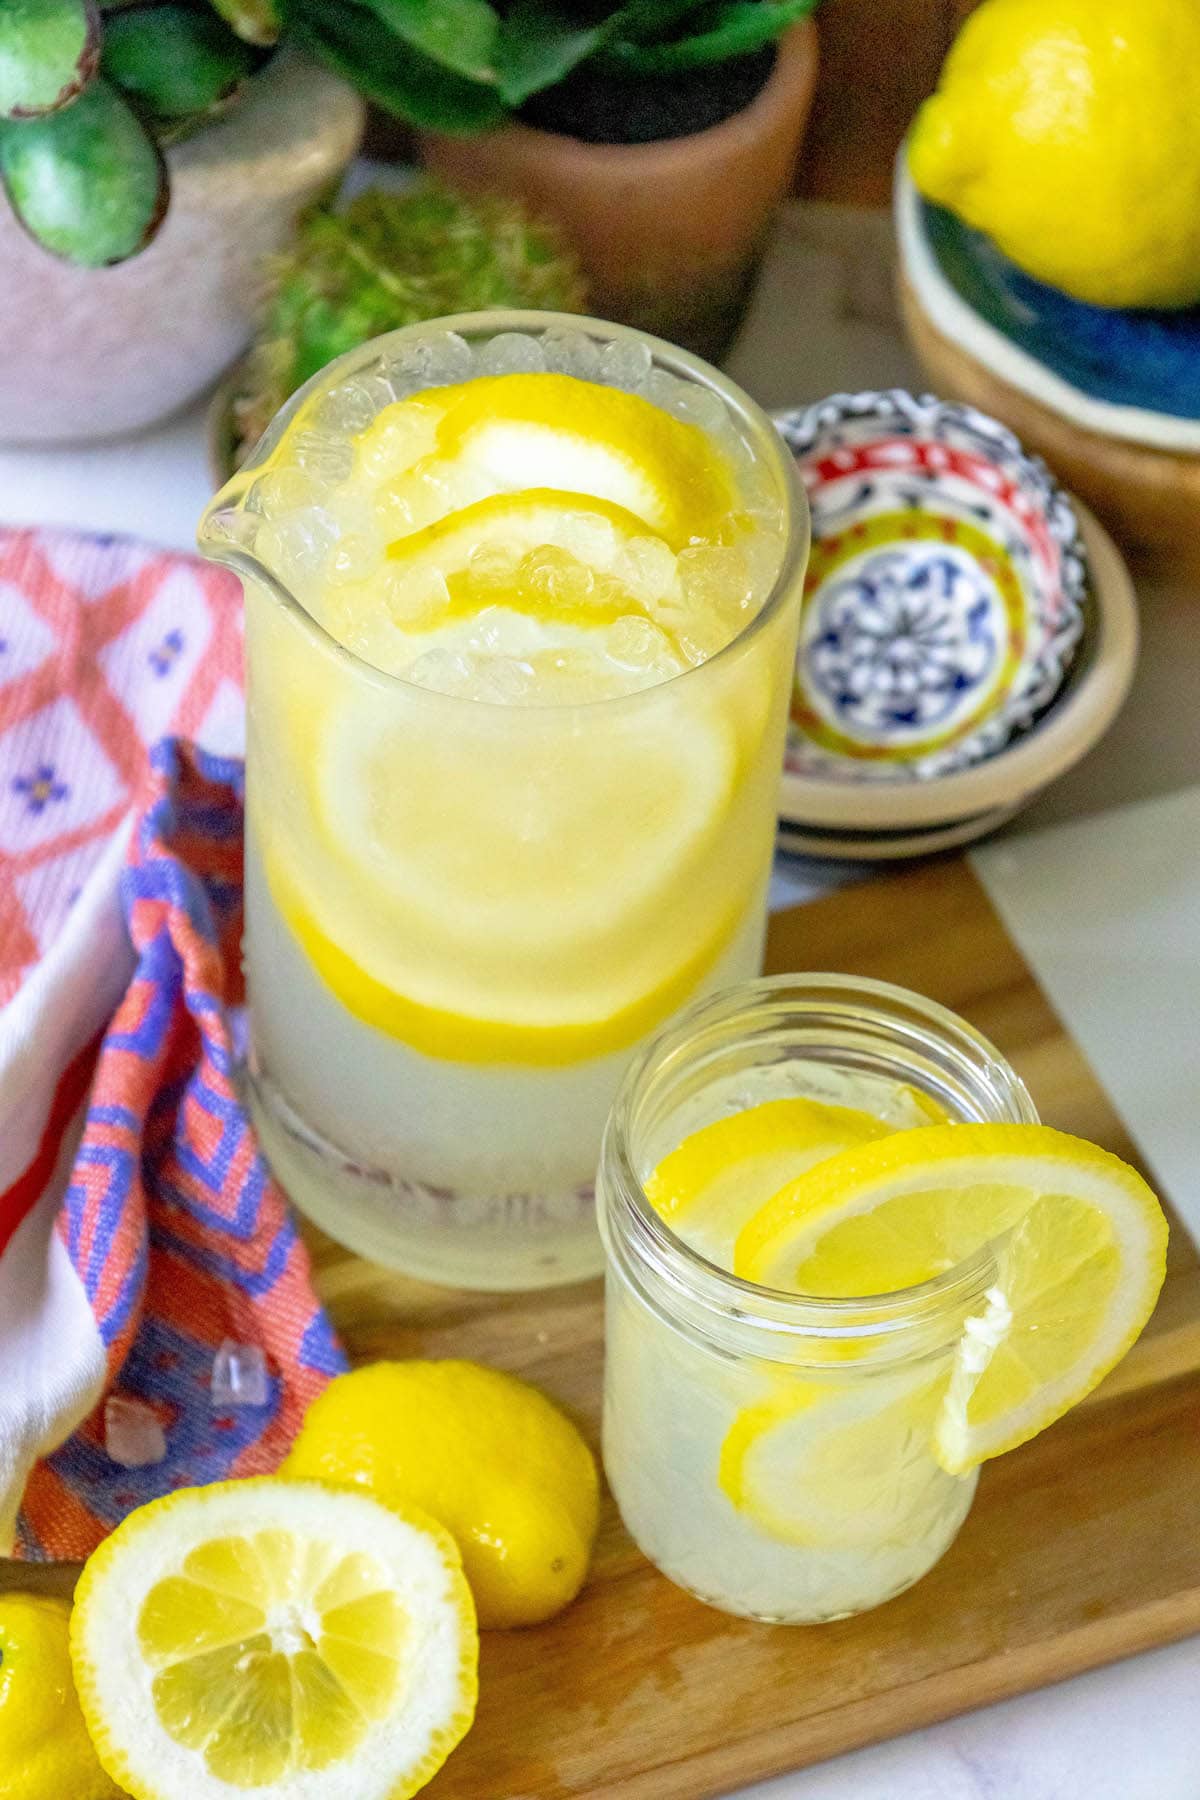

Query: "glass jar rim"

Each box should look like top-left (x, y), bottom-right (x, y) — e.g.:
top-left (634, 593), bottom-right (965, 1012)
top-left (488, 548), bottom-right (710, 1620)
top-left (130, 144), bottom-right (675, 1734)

top-left (199, 309), bottom-right (810, 719)
top-left (598, 971), bottom-right (1039, 1350)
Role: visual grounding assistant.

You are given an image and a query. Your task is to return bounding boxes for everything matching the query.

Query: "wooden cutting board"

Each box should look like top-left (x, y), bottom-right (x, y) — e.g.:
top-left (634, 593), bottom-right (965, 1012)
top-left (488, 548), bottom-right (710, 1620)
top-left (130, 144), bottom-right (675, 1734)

top-left (306, 857), bottom-right (1200, 1800)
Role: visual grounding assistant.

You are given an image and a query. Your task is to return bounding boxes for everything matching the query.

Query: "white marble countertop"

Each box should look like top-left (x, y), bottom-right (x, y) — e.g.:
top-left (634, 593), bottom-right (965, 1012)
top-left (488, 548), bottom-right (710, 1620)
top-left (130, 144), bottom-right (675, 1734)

top-left (1, 197), bottom-right (1196, 1800)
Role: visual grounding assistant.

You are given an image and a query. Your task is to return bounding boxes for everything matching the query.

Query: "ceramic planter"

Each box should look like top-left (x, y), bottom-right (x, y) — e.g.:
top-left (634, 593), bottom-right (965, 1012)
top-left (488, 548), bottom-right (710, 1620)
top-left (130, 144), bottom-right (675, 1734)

top-left (419, 20), bottom-right (819, 363)
top-left (0, 52), bottom-right (364, 444)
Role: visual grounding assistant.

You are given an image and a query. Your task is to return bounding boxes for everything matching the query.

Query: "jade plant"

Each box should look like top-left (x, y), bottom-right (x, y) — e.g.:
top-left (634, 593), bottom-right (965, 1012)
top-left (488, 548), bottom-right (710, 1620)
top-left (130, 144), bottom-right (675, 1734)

top-left (284, 0), bottom-right (821, 134)
top-left (0, 0), bottom-right (818, 267)
top-left (0, 0), bottom-right (271, 264)
top-left (226, 180), bottom-right (585, 465)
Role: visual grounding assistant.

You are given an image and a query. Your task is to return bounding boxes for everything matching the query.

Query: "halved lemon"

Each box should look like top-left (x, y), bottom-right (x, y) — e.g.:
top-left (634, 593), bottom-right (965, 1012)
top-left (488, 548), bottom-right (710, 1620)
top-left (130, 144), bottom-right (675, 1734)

top-left (733, 1124), bottom-right (1168, 1473)
top-left (70, 1478), bottom-right (478, 1800)
top-left (646, 1097), bottom-right (892, 1267)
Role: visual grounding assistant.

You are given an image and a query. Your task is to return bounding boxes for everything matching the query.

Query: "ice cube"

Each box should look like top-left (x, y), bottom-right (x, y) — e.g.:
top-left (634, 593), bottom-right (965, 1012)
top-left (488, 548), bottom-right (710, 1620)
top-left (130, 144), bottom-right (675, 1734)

top-left (541, 328), bottom-right (602, 382)
top-left (600, 338), bottom-right (653, 392)
top-left (465, 605), bottom-right (531, 656)
top-left (289, 431), bottom-right (354, 484)
top-left (742, 521), bottom-right (786, 597)
top-left (643, 368), bottom-right (686, 416)
top-left (606, 614), bottom-right (680, 676)
top-left (477, 332), bottom-right (546, 377)
top-left (551, 510), bottom-right (619, 574)
top-left (382, 564), bottom-right (451, 627)
top-left (678, 543), bottom-right (751, 610)
top-left (211, 1339), bottom-right (270, 1409)
top-left (668, 383), bottom-right (730, 437)
top-left (247, 467), bottom-right (317, 518)
top-left (405, 647), bottom-right (477, 696)
top-left (354, 374), bottom-right (397, 418)
top-left (467, 541), bottom-right (520, 591)
top-left (104, 1395), bottom-right (167, 1469)
top-left (403, 459), bottom-right (492, 533)
top-left (473, 656), bottom-right (536, 704)
top-left (259, 507), bottom-right (340, 579)
top-left (616, 535), bottom-right (678, 605)
top-left (327, 534), bottom-right (382, 586)
top-left (358, 408), bottom-right (441, 483)
top-left (310, 382), bottom-right (379, 437)
top-left (383, 331), bottom-right (474, 395)
top-left (520, 546), bottom-right (594, 607)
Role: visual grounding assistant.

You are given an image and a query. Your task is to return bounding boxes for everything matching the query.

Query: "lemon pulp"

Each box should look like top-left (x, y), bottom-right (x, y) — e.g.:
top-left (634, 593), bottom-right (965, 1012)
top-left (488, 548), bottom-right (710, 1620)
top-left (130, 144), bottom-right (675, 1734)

top-left (70, 1479), bottom-right (478, 1800)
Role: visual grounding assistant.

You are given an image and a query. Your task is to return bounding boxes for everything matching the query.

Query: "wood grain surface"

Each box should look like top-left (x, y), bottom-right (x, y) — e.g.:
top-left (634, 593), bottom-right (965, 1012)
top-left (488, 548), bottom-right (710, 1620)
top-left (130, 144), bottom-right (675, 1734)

top-left (304, 858), bottom-right (1200, 1800)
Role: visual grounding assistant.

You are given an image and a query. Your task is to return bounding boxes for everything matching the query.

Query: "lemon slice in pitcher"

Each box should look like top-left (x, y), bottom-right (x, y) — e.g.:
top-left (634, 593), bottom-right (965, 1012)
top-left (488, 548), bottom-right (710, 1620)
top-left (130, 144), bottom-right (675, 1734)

top-left (734, 1124), bottom-right (1168, 1473)
top-left (71, 1479), bottom-right (478, 1800)
top-left (432, 373), bottom-right (736, 547)
top-left (382, 489), bottom-right (678, 629)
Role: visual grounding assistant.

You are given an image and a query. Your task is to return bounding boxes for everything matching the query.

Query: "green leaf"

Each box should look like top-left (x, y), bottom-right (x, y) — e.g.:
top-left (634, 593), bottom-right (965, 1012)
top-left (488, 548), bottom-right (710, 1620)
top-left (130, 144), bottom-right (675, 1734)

top-left (608, 0), bottom-right (713, 43)
top-left (282, 0), bottom-right (506, 129)
top-left (357, 0), bottom-right (499, 84)
top-left (102, 4), bottom-right (256, 131)
top-left (0, 74), bottom-right (166, 263)
top-left (493, 0), bottom-right (714, 104)
top-left (207, 0), bottom-right (282, 48)
top-left (493, 2), bottom-right (604, 106)
top-left (602, 0), bottom-right (816, 72)
top-left (0, 0), bottom-right (99, 119)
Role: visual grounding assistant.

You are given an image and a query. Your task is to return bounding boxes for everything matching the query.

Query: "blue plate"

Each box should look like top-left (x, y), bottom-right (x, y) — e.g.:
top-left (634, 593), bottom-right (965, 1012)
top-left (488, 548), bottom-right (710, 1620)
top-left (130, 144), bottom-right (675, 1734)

top-left (919, 198), bottom-right (1200, 424)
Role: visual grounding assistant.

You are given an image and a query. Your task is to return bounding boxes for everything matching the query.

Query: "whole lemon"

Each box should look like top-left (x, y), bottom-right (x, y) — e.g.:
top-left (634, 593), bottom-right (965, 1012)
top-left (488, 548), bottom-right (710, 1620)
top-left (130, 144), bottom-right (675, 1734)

top-left (0, 1593), bottom-right (122, 1800)
top-left (909, 0), bottom-right (1200, 309)
top-left (281, 1360), bottom-right (599, 1629)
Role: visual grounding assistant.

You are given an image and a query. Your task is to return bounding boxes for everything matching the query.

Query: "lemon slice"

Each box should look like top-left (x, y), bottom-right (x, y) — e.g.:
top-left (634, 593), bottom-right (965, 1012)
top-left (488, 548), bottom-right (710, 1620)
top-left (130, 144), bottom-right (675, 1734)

top-left (382, 488), bottom-right (676, 628)
top-left (646, 1097), bottom-right (892, 1267)
top-left (432, 373), bottom-right (736, 548)
top-left (70, 1478), bottom-right (478, 1800)
top-left (734, 1124), bottom-right (1168, 1473)
top-left (719, 1368), bottom-right (961, 1550)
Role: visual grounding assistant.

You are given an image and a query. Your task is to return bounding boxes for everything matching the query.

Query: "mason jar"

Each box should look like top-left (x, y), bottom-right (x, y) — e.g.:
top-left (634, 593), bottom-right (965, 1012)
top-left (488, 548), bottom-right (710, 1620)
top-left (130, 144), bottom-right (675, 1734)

top-left (597, 973), bottom-right (1039, 1623)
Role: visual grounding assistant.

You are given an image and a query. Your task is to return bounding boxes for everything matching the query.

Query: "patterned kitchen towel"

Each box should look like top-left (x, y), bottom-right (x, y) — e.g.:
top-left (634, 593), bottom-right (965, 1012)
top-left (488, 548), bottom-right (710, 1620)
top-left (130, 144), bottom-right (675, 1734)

top-left (0, 525), bottom-right (344, 1560)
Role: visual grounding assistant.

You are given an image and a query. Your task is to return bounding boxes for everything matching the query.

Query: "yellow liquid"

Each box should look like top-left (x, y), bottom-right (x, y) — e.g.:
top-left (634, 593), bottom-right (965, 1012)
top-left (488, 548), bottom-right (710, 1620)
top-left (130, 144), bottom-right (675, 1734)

top-left (215, 337), bottom-right (802, 1287)
top-left (603, 1069), bottom-right (978, 1621)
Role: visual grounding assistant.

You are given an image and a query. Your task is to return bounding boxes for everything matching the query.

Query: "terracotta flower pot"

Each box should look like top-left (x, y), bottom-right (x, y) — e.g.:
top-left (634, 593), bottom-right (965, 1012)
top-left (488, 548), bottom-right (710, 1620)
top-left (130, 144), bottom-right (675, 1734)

top-left (0, 53), bottom-right (364, 444)
top-left (419, 20), bottom-right (819, 362)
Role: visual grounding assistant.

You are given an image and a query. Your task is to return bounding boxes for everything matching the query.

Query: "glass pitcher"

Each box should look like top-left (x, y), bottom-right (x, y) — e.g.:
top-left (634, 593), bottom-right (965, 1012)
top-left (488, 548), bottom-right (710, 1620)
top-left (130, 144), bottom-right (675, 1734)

top-left (199, 311), bottom-right (808, 1291)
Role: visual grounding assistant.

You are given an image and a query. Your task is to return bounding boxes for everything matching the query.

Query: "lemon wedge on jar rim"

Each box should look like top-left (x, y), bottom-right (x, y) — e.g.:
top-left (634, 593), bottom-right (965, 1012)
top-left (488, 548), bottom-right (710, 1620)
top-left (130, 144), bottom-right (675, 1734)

top-left (70, 1478), bottom-right (478, 1800)
top-left (733, 1123), bottom-right (1168, 1474)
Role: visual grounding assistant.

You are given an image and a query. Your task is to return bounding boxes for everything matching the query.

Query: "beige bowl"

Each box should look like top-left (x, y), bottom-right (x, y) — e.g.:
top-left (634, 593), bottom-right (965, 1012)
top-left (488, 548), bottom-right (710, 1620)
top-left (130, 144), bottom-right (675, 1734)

top-left (0, 52), bottom-right (364, 444)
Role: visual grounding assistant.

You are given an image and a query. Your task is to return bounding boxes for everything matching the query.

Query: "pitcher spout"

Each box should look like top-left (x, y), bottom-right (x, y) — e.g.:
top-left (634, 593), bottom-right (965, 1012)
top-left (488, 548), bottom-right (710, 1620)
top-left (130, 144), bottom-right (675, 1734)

top-left (197, 481), bottom-right (269, 581)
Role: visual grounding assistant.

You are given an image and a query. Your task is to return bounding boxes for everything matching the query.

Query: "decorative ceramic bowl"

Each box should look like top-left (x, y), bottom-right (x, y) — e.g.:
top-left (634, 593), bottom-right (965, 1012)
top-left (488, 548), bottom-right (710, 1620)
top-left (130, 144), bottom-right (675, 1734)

top-left (895, 157), bottom-right (1200, 571)
top-left (771, 493), bottom-right (1136, 861)
top-left (774, 389), bottom-right (1087, 785)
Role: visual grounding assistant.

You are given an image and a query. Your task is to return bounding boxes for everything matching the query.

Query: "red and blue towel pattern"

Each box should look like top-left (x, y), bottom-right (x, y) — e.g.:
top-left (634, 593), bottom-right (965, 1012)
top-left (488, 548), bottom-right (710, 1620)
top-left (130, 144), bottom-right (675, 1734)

top-left (0, 525), bottom-right (344, 1561)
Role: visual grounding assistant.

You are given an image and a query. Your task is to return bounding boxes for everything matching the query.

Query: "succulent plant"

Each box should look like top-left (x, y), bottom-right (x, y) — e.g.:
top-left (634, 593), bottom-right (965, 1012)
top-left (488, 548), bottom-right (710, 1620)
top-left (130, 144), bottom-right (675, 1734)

top-left (227, 180), bottom-right (585, 465)
top-left (283, 0), bottom-right (821, 134)
top-left (0, 0), bottom-right (266, 265)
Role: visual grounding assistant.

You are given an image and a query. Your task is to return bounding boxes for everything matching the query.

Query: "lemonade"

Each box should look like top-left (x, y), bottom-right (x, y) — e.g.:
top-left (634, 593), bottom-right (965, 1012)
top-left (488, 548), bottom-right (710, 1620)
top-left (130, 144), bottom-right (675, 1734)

top-left (598, 975), bottom-right (1166, 1624)
top-left (199, 315), bottom-right (806, 1289)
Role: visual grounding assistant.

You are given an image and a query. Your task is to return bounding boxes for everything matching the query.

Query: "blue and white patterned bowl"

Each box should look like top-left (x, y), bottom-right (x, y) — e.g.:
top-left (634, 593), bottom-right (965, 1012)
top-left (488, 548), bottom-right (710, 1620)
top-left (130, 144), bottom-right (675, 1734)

top-left (774, 390), bottom-right (1088, 787)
